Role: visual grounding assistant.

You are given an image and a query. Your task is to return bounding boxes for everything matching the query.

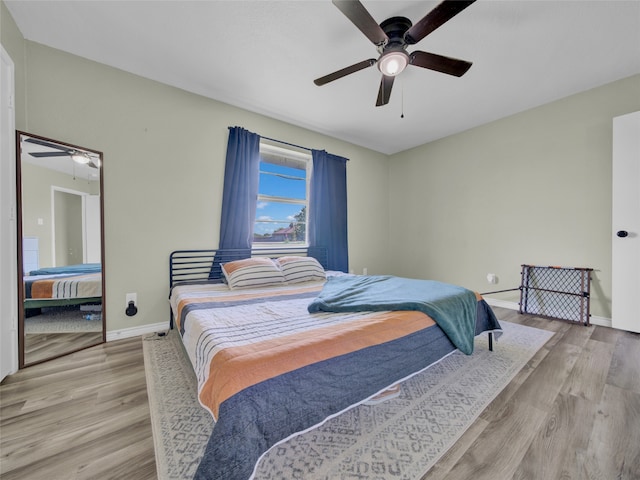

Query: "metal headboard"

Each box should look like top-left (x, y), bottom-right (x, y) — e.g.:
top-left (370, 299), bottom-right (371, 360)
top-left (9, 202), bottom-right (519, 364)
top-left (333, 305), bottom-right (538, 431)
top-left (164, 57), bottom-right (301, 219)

top-left (169, 246), bottom-right (328, 288)
top-left (169, 246), bottom-right (328, 328)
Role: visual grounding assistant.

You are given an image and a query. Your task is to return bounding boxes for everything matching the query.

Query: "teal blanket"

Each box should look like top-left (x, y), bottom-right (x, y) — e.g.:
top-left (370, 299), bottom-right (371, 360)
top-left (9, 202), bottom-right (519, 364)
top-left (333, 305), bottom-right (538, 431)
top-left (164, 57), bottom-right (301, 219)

top-left (308, 275), bottom-right (478, 354)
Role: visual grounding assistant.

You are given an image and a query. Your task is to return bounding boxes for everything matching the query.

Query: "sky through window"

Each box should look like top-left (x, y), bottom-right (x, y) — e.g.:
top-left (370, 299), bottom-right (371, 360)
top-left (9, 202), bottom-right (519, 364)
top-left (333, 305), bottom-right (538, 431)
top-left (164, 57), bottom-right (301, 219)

top-left (254, 160), bottom-right (307, 242)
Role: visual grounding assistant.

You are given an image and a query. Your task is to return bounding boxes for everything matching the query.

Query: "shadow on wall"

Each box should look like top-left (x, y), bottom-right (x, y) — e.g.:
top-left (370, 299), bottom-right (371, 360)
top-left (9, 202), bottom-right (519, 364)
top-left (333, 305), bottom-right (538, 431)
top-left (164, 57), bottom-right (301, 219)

top-left (590, 271), bottom-right (611, 319)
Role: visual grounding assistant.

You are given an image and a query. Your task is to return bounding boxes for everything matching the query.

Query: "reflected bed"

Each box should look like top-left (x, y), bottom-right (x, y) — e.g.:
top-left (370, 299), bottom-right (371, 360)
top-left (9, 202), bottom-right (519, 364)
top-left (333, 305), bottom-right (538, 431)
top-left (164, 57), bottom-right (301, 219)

top-left (23, 263), bottom-right (102, 310)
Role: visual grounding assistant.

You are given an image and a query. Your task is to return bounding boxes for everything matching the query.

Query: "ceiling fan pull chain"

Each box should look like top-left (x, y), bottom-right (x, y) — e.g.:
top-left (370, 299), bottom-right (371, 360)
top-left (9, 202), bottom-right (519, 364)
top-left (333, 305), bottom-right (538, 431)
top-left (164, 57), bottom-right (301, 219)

top-left (401, 81), bottom-right (405, 119)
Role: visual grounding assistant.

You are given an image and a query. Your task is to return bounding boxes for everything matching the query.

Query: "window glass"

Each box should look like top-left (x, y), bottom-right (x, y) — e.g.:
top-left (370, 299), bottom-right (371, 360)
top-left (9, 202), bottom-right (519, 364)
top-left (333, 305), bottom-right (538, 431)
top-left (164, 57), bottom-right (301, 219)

top-left (259, 162), bottom-right (306, 199)
top-left (254, 144), bottom-right (310, 245)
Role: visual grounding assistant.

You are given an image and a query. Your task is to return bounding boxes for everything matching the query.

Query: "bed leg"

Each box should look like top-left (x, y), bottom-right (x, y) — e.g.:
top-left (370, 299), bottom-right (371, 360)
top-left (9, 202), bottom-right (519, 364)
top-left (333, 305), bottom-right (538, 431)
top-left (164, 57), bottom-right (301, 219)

top-left (488, 332), bottom-right (494, 352)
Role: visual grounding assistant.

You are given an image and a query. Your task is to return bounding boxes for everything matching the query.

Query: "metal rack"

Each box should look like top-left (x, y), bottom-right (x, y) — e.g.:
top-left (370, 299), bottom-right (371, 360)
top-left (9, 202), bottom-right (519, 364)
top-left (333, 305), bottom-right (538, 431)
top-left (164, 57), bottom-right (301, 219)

top-left (519, 265), bottom-right (593, 326)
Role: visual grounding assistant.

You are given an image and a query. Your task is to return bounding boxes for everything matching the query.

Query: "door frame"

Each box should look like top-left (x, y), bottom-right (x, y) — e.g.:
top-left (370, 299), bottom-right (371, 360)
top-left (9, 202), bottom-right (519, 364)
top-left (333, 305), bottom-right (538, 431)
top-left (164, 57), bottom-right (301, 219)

top-left (51, 186), bottom-right (88, 267)
top-left (0, 45), bottom-right (18, 381)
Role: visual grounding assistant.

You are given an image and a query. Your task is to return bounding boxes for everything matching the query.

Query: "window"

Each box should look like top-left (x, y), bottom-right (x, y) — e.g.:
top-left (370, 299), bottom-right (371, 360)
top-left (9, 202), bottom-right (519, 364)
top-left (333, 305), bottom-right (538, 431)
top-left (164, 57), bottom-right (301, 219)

top-left (253, 143), bottom-right (311, 246)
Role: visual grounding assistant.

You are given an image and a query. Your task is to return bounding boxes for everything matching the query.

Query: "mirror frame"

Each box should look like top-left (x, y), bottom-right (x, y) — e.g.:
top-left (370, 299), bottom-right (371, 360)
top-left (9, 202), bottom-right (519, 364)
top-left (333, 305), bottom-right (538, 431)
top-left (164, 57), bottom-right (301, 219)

top-left (15, 131), bottom-right (106, 368)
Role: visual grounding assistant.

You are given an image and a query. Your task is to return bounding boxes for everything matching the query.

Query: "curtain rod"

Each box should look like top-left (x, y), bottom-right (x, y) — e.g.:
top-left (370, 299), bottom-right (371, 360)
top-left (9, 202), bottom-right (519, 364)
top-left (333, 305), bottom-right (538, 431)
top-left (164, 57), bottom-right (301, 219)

top-left (228, 126), bottom-right (348, 160)
top-left (261, 135), bottom-right (349, 161)
top-left (260, 135), bottom-right (313, 153)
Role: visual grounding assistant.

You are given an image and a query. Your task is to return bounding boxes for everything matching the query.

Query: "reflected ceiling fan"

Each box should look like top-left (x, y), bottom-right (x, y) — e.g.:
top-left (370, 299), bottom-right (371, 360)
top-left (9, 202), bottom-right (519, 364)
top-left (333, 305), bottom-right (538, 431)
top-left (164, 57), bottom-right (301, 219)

top-left (314, 0), bottom-right (476, 106)
top-left (25, 137), bottom-right (100, 169)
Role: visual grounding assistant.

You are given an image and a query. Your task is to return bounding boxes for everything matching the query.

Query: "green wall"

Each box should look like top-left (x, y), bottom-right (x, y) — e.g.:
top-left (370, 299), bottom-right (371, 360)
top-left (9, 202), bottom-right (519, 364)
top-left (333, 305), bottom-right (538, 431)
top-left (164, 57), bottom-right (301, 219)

top-left (388, 74), bottom-right (640, 318)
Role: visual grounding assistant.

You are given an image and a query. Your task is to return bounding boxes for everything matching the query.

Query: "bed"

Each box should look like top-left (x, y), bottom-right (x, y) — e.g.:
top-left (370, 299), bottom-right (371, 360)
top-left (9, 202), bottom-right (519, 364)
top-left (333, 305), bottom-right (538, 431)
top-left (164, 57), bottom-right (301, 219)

top-left (168, 248), bottom-right (502, 480)
top-left (23, 263), bottom-right (102, 311)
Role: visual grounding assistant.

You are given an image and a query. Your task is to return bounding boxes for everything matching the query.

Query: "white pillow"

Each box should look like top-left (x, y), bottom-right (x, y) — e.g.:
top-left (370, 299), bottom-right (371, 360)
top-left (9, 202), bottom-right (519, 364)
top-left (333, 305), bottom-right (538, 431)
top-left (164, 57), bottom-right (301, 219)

top-left (221, 257), bottom-right (285, 290)
top-left (275, 256), bottom-right (326, 284)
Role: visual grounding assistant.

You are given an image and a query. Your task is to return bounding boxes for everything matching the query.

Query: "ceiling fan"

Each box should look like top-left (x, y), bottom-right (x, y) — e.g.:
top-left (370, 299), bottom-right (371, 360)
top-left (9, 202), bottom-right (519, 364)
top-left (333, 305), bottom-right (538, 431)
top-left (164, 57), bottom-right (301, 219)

top-left (314, 0), bottom-right (476, 106)
top-left (25, 137), bottom-right (100, 169)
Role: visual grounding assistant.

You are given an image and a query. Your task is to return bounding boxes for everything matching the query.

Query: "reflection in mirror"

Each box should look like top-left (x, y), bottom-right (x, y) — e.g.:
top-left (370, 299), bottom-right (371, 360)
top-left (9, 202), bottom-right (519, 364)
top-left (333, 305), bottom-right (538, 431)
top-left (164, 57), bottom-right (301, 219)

top-left (17, 132), bottom-right (105, 367)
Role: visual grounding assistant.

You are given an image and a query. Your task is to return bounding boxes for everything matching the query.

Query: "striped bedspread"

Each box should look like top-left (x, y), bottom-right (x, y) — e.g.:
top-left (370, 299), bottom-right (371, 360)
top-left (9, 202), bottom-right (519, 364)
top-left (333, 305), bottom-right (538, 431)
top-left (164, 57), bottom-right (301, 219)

top-left (24, 272), bottom-right (102, 299)
top-left (173, 282), bottom-right (438, 419)
top-left (169, 279), bottom-right (501, 480)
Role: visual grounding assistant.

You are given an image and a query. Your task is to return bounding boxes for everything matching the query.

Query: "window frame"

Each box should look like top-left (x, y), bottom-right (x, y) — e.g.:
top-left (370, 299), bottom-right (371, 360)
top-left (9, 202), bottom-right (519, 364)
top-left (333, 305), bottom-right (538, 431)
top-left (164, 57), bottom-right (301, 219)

top-left (253, 142), bottom-right (312, 248)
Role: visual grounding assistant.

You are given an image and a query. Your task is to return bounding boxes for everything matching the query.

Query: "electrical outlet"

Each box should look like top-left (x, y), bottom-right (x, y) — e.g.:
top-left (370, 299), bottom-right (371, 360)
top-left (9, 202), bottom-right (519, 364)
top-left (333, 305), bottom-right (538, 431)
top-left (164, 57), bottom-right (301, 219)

top-left (363, 267), bottom-right (368, 275)
top-left (126, 292), bottom-right (137, 307)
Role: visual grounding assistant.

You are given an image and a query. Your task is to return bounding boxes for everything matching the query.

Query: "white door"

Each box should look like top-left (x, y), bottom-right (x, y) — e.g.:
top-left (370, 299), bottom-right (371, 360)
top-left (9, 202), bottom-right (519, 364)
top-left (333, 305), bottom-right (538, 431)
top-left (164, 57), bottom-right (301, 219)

top-left (84, 194), bottom-right (101, 263)
top-left (612, 111), bottom-right (640, 333)
top-left (0, 46), bottom-right (17, 381)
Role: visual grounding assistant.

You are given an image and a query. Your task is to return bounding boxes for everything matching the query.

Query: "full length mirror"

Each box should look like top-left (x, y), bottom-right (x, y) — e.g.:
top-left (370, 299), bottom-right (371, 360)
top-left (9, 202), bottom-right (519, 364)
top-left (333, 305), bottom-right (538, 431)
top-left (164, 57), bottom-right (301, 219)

top-left (16, 131), bottom-right (105, 367)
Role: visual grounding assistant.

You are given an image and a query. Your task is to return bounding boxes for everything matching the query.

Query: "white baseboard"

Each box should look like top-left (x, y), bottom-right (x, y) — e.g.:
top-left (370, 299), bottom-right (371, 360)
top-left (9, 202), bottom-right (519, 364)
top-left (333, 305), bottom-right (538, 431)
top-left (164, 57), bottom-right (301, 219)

top-left (590, 316), bottom-right (612, 328)
top-left (484, 298), bottom-right (519, 311)
top-left (483, 298), bottom-right (612, 328)
top-left (106, 321), bottom-right (170, 342)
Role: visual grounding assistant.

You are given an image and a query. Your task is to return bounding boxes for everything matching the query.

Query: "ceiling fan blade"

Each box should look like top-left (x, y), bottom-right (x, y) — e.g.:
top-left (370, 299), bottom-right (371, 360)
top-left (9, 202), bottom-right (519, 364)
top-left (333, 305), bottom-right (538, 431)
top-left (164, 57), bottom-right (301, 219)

top-left (405, 0), bottom-right (476, 45)
top-left (24, 137), bottom-right (68, 151)
top-left (29, 151), bottom-right (70, 158)
top-left (332, 0), bottom-right (388, 46)
top-left (314, 59), bottom-right (376, 86)
top-left (376, 75), bottom-right (394, 106)
top-left (410, 51), bottom-right (472, 77)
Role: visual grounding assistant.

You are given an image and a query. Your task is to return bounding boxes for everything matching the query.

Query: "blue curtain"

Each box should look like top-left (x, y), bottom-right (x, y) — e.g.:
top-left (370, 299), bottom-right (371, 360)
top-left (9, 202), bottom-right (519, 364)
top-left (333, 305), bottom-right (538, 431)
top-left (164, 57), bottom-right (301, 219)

top-left (309, 150), bottom-right (349, 272)
top-left (219, 127), bottom-right (261, 249)
top-left (211, 127), bottom-right (260, 278)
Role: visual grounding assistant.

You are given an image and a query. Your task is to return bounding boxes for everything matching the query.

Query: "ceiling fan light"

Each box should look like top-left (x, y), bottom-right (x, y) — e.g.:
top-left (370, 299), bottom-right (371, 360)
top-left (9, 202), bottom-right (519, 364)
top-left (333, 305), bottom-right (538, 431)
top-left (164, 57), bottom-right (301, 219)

top-left (378, 51), bottom-right (409, 76)
top-left (71, 152), bottom-right (90, 164)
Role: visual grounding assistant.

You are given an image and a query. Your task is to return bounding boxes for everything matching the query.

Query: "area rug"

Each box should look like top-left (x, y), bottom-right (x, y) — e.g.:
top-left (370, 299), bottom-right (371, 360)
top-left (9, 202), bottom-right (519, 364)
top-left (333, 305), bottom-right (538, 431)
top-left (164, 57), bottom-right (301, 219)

top-left (143, 321), bottom-right (553, 480)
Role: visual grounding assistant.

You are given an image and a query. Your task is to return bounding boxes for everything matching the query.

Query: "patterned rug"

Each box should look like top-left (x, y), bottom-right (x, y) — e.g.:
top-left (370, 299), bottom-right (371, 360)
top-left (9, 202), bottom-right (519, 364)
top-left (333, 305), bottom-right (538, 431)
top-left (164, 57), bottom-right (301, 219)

top-left (143, 321), bottom-right (553, 480)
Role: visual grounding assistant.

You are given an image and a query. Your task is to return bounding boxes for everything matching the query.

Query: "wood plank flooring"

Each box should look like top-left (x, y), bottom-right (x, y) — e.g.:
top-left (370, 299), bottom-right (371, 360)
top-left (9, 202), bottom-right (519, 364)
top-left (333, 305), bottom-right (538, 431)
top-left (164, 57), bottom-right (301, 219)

top-left (24, 332), bottom-right (104, 365)
top-left (1, 307), bottom-right (639, 480)
top-left (1, 335), bottom-right (156, 480)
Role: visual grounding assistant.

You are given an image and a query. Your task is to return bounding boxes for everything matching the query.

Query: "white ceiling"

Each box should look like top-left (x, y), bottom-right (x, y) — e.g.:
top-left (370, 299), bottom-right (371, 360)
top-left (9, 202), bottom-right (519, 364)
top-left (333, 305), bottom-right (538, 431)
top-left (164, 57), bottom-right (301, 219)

top-left (5, 0), bottom-right (640, 155)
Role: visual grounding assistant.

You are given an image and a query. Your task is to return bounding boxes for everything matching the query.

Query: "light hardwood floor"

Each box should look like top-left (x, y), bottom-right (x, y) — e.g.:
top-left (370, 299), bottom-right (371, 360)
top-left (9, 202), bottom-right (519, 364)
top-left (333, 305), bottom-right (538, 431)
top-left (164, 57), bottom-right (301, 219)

top-left (24, 332), bottom-right (104, 365)
top-left (1, 334), bottom-right (156, 480)
top-left (1, 307), bottom-right (639, 480)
